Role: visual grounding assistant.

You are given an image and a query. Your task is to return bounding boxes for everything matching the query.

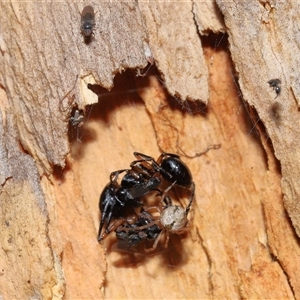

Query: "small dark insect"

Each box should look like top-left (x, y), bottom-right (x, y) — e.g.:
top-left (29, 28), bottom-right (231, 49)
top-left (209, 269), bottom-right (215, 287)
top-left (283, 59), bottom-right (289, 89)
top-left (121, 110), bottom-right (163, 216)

top-left (81, 5), bottom-right (96, 43)
top-left (98, 168), bottom-right (161, 241)
top-left (268, 78), bottom-right (281, 98)
top-left (70, 109), bottom-right (84, 127)
top-left (68, 108), bottom-right (85, 142)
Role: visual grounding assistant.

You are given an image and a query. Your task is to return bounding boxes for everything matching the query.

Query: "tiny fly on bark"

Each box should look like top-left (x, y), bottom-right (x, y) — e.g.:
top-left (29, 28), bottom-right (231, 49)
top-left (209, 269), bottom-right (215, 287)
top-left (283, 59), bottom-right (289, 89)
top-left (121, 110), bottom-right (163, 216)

top-left (81, 5), bottom-right (96, 43)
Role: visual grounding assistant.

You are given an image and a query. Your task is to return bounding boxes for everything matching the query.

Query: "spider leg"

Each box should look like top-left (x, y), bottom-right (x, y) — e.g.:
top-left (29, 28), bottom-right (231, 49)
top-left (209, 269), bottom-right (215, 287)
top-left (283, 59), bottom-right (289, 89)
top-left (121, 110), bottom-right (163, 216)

top-left (163, 195), bottom-right (172, 206)
top-left (185, 182), bottom-right (195, 216)
top-left (144, 229), bottom-right (164, 252)
top-left (158, 180), bottom-right (177, 207)
top-left (118, 206), bottom-right (161, 233)
top-left (144, 206), bottom-right (162, 215)
top-left (163, 230), bottom-right (170, 248)
top-left (120, 218), bottom-right (160, 232)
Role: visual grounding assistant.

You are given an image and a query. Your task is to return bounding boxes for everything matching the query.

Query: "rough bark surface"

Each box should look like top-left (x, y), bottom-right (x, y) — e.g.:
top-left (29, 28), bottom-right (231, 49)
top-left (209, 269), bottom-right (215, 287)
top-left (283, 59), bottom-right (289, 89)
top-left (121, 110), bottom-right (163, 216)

top-left (0, 1), bottom-right (150, 175)
top-left (0, 114), bottom-right (64, 299)
top-left (193, 0), bottom-right (225, 34)
top-left (0, 1), bottom-right (299, 299)
top-left (216, 0), bottom-right (300, 239)
top-left (139, 2), bottom-right (210, 104)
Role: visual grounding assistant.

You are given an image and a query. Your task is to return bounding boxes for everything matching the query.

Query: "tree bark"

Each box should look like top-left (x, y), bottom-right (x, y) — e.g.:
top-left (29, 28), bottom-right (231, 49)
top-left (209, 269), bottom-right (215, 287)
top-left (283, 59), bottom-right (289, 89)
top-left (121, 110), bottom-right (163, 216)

top-left (0, 1), bottom-right (299, 299)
